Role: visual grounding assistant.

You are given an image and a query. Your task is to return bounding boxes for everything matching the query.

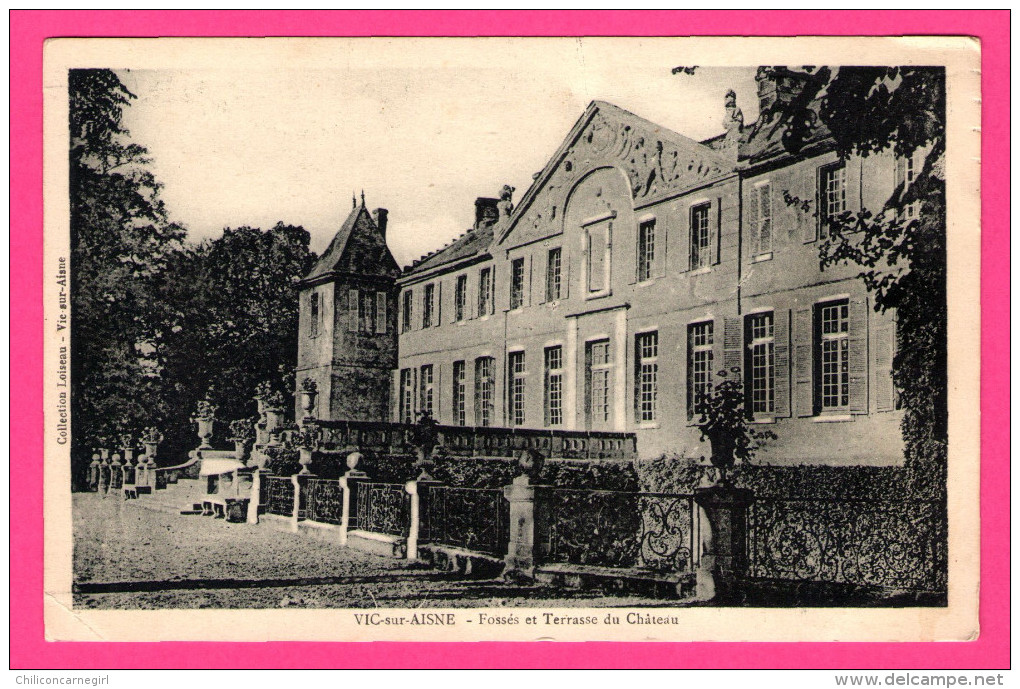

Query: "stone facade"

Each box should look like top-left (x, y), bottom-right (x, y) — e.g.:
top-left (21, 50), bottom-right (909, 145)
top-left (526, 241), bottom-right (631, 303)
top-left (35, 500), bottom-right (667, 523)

top-left (391, 75), bottom-right (908, 465)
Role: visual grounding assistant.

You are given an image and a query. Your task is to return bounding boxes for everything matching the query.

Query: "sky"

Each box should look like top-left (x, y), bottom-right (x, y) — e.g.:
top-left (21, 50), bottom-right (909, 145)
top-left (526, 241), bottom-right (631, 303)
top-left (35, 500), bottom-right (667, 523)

top-left (115, 40), bottom-right (759, 268)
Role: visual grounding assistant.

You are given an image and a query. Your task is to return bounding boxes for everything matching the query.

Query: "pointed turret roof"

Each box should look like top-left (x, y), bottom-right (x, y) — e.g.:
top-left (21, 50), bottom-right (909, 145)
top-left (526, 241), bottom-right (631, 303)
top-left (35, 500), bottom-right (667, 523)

top-left (300, 200), bottom-right (400, 287)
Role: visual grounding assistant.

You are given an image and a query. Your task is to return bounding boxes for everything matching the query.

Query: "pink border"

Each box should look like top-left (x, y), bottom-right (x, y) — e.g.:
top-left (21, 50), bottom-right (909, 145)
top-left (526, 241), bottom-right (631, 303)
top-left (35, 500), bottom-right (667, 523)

top-left (12, 10), bottom-right (1008, 669)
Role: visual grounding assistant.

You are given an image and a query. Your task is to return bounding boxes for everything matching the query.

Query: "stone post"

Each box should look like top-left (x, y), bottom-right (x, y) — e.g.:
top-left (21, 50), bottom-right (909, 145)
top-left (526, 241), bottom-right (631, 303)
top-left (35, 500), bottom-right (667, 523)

top-left (247, 468), bottom-right (261, 524)
top-left (338, 455), bottom-right (367, 547)
top-left (109, 453), bottom-right (123, 490)
top-left (97, 450), bottom-right (110, 493)
top-left (404, 480), bottom-right (421, 560)
top-left (87, 453), bottom-right (101, 492)
top-left (693, 485), bottom-right (754, 601)
top-left (121, 445), bottom-right (136, 487)
top-left (502, 474), bottom-right (551, 579)
top-left (289, 474), bottom-right (301, 533)
top-left (135, 453), bottom-right (148, 490)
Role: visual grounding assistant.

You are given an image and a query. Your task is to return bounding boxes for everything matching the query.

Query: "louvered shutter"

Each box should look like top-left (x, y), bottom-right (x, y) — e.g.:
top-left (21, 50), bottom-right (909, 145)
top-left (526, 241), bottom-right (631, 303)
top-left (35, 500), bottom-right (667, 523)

top-left (348, 289), bottom-right (359, 332)
top-left (794, 306), bottom-right (814, 417)
top-left (747, 186), bottom-right (760, 257)
top-left (773, 309), bottom-right (791, 417)
top-left (375, 292), bottom-right (387, 333)
top-left (806, 167), bottom-right (822, 243)
top-left (722, 317), bottom-right (742, 376)
top-left (711, 198), bottom-right (723, 265)
top-left (874, 320), bottom-right (895, 412)
top-left (680, 205), bottom-right (692, 272)
top-left (436, 282), bottom-right (443, 327)
top-left (536, 250), bottom-right (548, 304)
top-left (562, 251), bottom-right (570, 299)
top-left (848, 297), bottom-right (869, 414)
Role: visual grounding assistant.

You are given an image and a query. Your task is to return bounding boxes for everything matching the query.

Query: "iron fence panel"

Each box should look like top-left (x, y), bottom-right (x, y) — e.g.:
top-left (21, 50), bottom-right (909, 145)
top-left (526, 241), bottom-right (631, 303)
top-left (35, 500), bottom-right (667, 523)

top-left (748, 498), bottom-right (948, 592)
top-left (546, 489), bottom-right (696, 573)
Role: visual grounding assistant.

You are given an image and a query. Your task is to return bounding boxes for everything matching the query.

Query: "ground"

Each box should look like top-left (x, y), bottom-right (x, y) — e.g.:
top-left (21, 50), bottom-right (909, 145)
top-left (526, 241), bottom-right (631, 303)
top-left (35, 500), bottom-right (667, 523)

top-left (72, 493), bottom-right (664, 609)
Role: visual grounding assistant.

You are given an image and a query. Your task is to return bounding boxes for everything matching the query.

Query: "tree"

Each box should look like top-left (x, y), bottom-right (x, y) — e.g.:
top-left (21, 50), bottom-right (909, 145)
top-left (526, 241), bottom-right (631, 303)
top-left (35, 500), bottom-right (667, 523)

top-left (69, 69), bottom-right (186, 488)
top-left (151, 223), bottom-right (316, 456)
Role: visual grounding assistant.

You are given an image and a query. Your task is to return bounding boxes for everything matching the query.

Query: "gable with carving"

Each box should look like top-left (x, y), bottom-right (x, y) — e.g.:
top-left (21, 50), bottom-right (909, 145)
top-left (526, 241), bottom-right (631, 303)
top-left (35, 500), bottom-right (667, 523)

top-left (499, 102), bottom-right (734, 249)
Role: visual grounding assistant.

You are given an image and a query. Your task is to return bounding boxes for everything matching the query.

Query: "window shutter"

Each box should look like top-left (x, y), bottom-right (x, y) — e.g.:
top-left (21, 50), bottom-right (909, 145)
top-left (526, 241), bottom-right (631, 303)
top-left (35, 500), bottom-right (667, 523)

top-left (807, 167), bottom-right (822, 243)
top-left (848, 297), bottom-right (869, 414)
top-left (794, 306), bottom-right (814, 416)
top-left (722, 317), bottom-right (742, 375)
top-left (773, 309), bottom-right (791, 417)
top-left (375, 292), bottom-right (387, 334)
top-left (348, 289), bottom-right (359, 332)
top-left (680, 206), bottom-right (692, 272)
top-left (562, 252), bottom-right (570, 299)
top-left (846, 157), bottom-right (862, 215)
top-left (747, 186), bottom-right (760, 257)
top-left (528, 255), bottom-right (535, 306)
top-left (436, 282), bottom-right (443, 326)
top-left (874, 320), bottom-right (895, 412)
top-left (536, 250), bottom-right (547, 304)
top-left (711, 198), bottom-right (723, 265)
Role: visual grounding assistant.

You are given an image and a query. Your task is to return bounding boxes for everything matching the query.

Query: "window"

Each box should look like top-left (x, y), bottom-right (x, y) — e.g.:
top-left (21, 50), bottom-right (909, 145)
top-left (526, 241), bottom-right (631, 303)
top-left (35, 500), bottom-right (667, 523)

top-left (896, 155), bottom-right (919, 221)
top-left (818, 300), bottom-right (850, 411)
top-left (637, 220), bottom-right (655, 282)
top-left (586, 221), bottom-right (611, 294)
top-left (508, 351), bottom-right (526, 426)
top-left (348, 289), bottom-right (360, 332)
top-left (544, 346), bottom-right (563, 426)
top-left (818, 162), bottom-right (847, 239)
top-left (308, 293), bottom-right (320, 337)
top-left (478, 267), bottom-right (492, 316)
top-left (690, 203), bottom-right (711, 270)
top-left (510, 258), bottom-right (525, 310)
top-left (359, 291), bottom-right (376, 333)
top-left (452, 361), bottom-right (466, 426)
top-left (375, 292), bottom-right (388, 334)
top-left (419, 364), bottom-right (434, 419)
top-left (474, 357), bottom-right (494, 427)
top-left (586, 340), bottom-right (612, 426)
top-left (751, 183), bottom-right (773, 257)
top-left (746, 312), bottom-right (775, 415)
top-left (635, 331), bottom-right (659, 423)
top-left (688, 321), bottom-right (714, 419)
top-left (455, 275), bottom-right (467, 322)
top-left (422, 283), bottom-right (435, 328)
top-left (399, 369), bottom-right (414, 424)
top-left (546, 247), bottom-right (562, 301)
top-left (402, 290), bottom-right (413, 333)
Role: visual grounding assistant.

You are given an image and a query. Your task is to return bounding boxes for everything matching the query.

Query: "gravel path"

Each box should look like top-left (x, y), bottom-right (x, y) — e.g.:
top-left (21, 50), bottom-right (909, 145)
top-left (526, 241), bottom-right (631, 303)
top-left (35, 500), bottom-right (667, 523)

top-left (73, 494), bottom-right (661, 609)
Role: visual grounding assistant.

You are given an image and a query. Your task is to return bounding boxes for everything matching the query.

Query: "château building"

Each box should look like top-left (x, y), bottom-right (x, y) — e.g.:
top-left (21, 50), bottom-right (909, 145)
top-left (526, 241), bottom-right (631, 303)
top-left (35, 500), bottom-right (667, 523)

top-left (298, 68), bottom-right (912, 464)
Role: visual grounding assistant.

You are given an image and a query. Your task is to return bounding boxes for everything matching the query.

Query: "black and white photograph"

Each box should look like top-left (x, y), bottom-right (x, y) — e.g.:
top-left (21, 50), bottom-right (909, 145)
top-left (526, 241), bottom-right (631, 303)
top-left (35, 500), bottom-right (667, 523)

top-left (45, 36), bottom-right (980, 642)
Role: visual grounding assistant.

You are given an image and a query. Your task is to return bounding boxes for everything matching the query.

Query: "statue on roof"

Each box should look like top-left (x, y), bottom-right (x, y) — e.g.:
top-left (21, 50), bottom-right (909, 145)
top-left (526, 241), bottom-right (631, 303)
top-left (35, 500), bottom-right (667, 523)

top-left (498, 184), bottom-right (515, 217)
top-left (723, 89), bottom-right (744, 139)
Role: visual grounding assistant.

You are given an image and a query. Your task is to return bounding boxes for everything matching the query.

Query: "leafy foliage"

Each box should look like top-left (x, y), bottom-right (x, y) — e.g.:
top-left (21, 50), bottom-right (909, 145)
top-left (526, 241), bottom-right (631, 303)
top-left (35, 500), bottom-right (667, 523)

top-left (695, 368), bottom-right (776, 470)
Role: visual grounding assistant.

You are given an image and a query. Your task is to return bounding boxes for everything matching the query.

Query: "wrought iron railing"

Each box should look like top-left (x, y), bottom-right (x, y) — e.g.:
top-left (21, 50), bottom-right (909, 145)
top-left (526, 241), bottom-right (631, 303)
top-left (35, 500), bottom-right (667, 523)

top-left (353, 481), bottom-right (409, 536)
top-left (303, 477), bottom-right (344, 525)
top-left (546, 489), bottom-right (697, 573)
top-left (263, 475), bottom-right (295, 517)
top-left (421, 486), bottom-right (509, 557)
top-left (315, 419), bottom-right (637, 459)
top-left (747, 498), bottom-right (948, 592)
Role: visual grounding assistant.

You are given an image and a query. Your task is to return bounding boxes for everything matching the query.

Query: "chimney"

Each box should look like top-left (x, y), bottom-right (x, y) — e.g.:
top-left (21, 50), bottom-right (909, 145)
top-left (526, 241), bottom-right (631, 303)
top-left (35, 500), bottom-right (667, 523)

top-left (372, 208), bottom-right (388, 237)
top-left (474, 197), bottom-right (499, 230)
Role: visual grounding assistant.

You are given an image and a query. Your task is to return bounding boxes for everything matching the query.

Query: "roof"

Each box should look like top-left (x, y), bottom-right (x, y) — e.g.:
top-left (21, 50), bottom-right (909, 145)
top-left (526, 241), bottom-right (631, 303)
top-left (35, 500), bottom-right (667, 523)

top-left (403, 222), bottom-right (494, 276)
top-left (302, 202), bottom-right (400, 285)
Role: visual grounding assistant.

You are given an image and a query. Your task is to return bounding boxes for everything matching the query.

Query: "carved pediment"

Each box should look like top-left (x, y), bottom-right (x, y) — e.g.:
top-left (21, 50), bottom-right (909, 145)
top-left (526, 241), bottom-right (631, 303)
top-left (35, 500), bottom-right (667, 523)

top-left (502, 102), bottom-right (733, 246)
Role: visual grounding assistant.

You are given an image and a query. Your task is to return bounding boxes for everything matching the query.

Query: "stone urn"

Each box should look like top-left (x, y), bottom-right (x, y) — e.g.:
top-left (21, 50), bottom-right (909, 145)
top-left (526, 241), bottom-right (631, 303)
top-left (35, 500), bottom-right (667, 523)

top-left (234, 438), bottom-right (253, 464)
top-left (264, 408), bottom-right (284, 434)
top-left (704, 427), bottom-right (737, 485)
top-left (517, 448), bottom-right (546, 481)
top-left (345, 450), bottom-right (367, 478)
top-left (299, 379), bottom-right (319, 420)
